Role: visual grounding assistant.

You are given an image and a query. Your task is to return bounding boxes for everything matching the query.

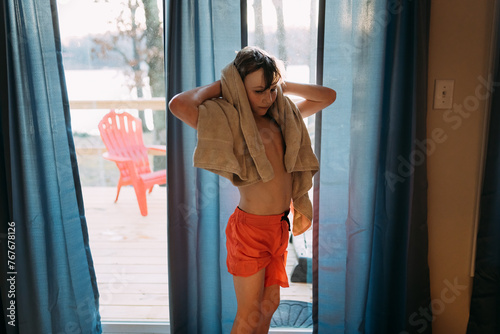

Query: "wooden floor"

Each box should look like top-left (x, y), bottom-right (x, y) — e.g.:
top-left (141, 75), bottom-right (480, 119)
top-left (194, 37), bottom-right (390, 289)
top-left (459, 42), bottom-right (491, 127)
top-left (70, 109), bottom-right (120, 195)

top-left (83, 186), bottom-right (312, 322)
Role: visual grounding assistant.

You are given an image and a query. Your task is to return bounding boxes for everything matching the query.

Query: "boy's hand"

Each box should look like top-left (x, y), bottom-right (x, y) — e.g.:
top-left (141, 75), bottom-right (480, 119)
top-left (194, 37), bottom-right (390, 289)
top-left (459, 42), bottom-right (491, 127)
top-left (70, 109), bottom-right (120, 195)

top-left (282, 81), bottom-right (336, 118)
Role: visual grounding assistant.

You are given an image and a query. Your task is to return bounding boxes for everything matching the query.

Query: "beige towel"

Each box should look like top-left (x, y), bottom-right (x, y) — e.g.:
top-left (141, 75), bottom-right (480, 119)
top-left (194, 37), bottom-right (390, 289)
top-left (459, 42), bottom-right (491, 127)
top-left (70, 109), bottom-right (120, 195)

top-left (194, 63), bottom-right (319, 236)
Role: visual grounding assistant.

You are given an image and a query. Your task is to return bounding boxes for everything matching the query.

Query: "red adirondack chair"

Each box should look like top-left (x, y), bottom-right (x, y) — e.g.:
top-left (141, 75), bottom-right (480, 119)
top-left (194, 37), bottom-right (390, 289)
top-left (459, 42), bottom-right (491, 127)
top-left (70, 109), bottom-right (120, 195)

top-left (98, 110), bottom-right (166, 216)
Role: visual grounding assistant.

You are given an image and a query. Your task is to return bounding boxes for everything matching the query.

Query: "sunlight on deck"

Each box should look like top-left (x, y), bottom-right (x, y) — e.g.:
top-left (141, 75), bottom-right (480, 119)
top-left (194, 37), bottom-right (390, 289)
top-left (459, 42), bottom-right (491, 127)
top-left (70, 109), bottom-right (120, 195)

top-left (84, 186), bottom-right (168, 321)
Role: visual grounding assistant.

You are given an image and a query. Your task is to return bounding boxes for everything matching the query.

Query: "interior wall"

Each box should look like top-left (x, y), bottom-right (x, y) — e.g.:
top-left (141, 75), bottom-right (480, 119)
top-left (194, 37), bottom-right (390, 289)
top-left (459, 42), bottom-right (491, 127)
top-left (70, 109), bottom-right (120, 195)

top-left (426, 0), bottom-right (496, 333)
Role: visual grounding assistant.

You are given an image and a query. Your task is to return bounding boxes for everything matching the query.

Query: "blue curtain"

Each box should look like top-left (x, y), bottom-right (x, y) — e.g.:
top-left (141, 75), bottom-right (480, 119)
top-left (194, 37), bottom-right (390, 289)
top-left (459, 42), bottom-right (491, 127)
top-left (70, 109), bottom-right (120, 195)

top-left (165, 1), bottom-right (241, 333)
top-left (467, 4), bottom-right (500, 332)
top-left (0, 1), bottom-right (101, 333)
top-left (315, 0), bottom-right (432, 333)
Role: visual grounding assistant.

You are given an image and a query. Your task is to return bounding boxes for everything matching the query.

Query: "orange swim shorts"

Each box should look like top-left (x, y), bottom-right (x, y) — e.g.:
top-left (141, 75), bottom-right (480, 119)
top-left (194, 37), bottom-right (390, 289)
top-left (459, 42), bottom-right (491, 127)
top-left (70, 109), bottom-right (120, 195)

top-left (225, 206), bottom-right (290, 288)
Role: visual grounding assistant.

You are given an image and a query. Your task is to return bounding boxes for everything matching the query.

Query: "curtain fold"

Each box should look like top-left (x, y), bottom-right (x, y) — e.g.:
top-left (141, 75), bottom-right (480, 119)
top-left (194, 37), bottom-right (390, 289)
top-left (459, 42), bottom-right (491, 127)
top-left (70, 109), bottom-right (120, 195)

top-left (316, 0), bottom-right (432, 333)
top-left (165, 1), bottom-right (241, 333)
top-left (467, 3), bottom-right (500, 332)
top-left (365, 1), bottom-right (432, 333)
top-left (0, 1), bottom-right (101, 333)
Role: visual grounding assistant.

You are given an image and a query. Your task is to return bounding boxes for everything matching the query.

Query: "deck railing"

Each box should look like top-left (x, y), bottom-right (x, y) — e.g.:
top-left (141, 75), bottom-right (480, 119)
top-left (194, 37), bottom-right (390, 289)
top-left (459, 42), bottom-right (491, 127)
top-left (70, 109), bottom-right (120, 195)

top-left (69, 98), bottom-right (166, 111)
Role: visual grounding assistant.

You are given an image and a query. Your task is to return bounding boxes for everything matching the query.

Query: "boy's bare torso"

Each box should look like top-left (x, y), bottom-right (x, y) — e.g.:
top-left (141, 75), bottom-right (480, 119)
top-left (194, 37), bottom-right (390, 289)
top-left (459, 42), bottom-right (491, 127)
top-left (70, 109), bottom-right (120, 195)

top-left (237, 116), bottom-right (292, 215)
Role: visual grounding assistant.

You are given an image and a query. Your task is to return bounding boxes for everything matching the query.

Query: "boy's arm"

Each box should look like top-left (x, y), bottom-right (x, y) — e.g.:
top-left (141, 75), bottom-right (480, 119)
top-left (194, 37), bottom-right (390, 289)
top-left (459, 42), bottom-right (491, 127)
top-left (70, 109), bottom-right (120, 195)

top-left (281, 81), bottom-right (336, 118)
top-left (168, 80), bottom-right (222, 129)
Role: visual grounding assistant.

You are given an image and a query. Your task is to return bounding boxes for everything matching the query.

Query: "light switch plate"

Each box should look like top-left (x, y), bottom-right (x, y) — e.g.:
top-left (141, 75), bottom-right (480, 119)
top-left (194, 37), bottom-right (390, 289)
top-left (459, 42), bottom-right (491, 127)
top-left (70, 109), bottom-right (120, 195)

top-left (433, 79), bottom-right (454, 109)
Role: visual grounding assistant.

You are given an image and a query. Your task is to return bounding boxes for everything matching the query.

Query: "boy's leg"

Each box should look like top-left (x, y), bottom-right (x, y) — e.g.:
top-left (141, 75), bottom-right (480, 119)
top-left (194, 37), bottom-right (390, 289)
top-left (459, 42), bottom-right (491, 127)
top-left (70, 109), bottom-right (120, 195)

top-left (255, 284), bottom-right (280, 333)
top-left (231, 269), bottom-right (266, 334)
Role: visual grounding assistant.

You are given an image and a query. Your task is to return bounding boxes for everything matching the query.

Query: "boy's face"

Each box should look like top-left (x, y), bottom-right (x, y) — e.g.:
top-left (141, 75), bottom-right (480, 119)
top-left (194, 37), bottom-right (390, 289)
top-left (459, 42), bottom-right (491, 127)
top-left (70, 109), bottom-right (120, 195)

top-left (243, 68), bottom-right (278, 117)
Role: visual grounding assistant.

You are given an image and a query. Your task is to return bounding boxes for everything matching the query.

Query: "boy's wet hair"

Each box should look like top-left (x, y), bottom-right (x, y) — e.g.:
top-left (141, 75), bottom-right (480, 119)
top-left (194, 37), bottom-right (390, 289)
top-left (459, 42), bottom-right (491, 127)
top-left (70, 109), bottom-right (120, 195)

top-left (234, 46), bottom-right (282, 89)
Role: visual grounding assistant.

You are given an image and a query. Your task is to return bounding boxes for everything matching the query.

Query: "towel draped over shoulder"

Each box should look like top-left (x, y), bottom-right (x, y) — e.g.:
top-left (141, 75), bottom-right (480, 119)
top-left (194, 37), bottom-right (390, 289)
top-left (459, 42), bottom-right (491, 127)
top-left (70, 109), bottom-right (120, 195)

top-left (193, 63), bottom-right (319, 236)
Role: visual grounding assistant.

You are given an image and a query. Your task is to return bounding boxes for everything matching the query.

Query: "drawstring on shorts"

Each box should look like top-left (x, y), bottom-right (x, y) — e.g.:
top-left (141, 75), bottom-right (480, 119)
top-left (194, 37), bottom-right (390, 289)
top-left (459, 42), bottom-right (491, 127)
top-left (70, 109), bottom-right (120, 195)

top-left (281, 210), bottom-right (290, 231)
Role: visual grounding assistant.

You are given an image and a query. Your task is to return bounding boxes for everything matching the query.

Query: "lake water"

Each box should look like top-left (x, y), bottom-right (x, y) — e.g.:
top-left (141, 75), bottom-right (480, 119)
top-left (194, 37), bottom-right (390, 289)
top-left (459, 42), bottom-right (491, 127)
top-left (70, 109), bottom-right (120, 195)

top-left (65, 69), bottom-right (154, 134)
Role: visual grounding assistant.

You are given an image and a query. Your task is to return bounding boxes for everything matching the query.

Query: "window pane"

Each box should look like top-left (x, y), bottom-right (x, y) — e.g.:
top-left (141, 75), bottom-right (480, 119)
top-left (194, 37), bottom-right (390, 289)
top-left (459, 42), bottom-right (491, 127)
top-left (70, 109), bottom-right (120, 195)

top-left (247, 0), bottom-right (319, 322)
top-left (57, 0), bottom-right (168, 323)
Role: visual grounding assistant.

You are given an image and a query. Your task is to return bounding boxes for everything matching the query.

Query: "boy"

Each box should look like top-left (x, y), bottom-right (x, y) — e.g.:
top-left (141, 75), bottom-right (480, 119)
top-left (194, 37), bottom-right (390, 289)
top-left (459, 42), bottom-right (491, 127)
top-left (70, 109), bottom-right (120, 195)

top-left (169, 46), bottom-right (336, 333)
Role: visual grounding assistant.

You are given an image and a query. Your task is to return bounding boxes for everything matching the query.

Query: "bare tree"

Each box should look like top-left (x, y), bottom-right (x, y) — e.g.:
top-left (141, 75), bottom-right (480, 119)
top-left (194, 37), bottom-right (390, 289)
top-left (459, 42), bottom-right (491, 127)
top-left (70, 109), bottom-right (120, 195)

top-left (309, 0), bottom-right (318, 83)
top-left (253, 0), bottom-right (265, 48)
top-left (93, 0), bottom-right (146, 130)
top-left (272, 0), bottom-right (287, 64)
top-left (142, 0), bottom-right (165, 153)
top-left (92, 0), bottom-right (165, 170)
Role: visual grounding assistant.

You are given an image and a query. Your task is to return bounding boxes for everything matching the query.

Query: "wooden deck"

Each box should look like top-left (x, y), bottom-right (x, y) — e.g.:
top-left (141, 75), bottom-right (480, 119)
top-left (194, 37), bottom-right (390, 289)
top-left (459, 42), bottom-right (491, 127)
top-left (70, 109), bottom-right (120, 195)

top-left (83, 186), bottom-right (312, 322)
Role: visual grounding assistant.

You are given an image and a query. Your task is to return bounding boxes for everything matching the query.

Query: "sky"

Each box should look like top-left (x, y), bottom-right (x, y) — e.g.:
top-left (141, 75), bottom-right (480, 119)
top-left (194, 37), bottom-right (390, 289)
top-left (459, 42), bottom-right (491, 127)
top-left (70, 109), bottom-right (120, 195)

top-left (56, 0), bottom-right (163, 42)
top-left (57, 0), bottom-right (120, 41)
